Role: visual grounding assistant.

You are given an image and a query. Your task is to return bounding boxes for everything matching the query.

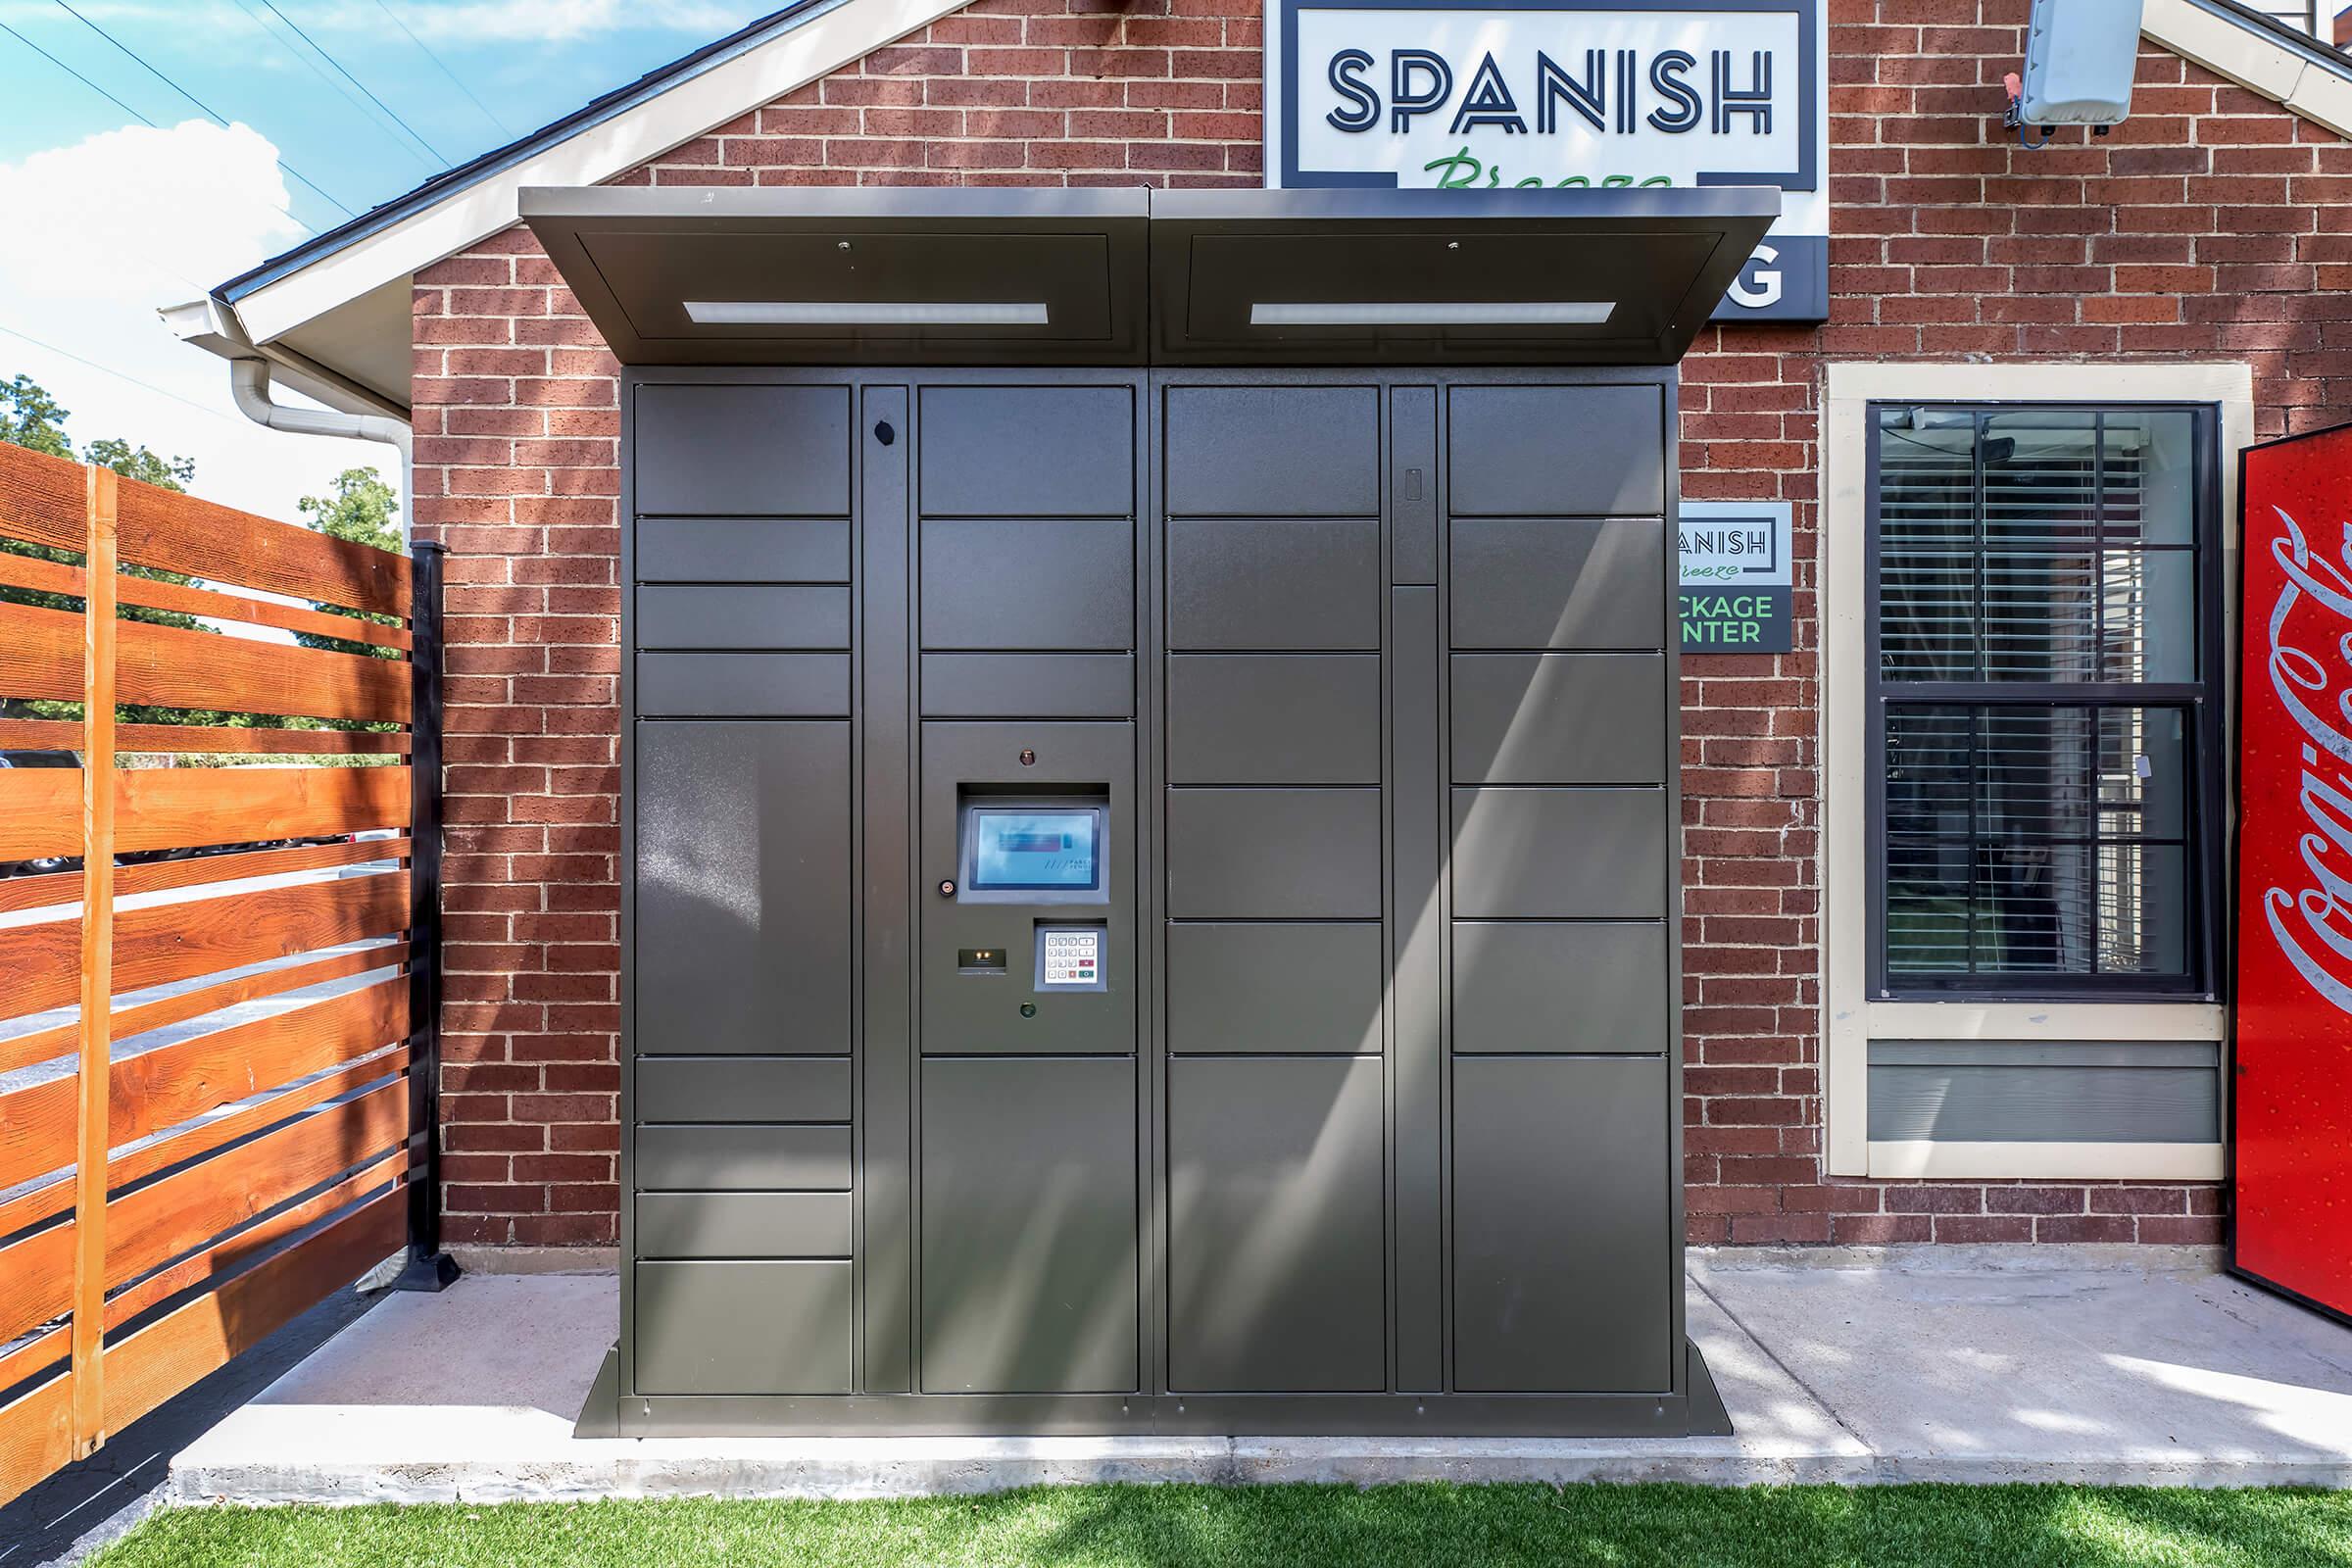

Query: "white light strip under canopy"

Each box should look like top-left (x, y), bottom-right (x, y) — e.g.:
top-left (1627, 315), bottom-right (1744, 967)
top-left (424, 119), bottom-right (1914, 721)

top-left (1249, 301), bottom-right (1616, 326)
top-left (683, 301), bottom-right (1051, 325)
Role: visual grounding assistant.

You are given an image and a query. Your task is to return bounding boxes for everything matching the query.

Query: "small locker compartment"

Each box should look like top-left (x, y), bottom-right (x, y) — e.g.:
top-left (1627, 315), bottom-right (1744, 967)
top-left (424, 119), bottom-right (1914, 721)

top-left (633, 383), bottom-right (852, 516)
top-left (1451, 1055), bottom-right (1673, 1393)
top-left (636, 1261), bottom-right (852, 1396)
top-left (1449, 518), bottom-right (1666, 650)
top-left (1446, 385), bottom-right (1664, 516)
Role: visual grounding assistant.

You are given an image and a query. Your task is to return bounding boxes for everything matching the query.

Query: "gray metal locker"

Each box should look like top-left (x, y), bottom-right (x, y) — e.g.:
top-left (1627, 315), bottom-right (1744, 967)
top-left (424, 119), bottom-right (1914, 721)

top-left (561, 183), bottom-right (1777, 1440)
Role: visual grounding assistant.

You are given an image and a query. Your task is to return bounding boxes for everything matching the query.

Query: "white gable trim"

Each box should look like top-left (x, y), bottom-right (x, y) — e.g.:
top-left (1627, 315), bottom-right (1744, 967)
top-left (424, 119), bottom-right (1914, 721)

top-left (2145, 0), bottom-right (2352, 138)
top-left (231, 0), bottom-right (972, 348)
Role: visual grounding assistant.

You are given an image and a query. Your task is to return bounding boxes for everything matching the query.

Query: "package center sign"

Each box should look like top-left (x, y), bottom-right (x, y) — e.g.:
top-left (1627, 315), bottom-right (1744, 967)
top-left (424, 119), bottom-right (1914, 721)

top-left (1679, 500), bottom-right (1790, 652)
top-left (1265, 0), bottom-right (1829, 321)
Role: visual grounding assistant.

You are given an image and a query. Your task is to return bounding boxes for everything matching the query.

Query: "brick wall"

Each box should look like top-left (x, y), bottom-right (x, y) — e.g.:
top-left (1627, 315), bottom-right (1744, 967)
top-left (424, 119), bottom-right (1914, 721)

top-left (410, 0), bottom-right (2352, 1250)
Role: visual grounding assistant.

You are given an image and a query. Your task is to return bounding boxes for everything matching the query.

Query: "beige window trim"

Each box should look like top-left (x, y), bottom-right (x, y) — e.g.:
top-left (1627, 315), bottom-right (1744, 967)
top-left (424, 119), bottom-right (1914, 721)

top-left (1821, 362), bottom-right (2252, 1180)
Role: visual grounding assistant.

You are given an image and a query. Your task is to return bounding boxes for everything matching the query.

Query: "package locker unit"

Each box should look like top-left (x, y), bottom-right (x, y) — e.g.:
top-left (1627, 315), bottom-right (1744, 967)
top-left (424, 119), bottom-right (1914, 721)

top-left (529, 186), bottom-right (1776, 1437)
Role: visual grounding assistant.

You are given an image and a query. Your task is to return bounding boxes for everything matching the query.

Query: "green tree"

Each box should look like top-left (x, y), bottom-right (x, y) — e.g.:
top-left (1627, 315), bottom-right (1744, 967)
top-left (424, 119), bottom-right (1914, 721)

top-left (0, 373), bottom-right (73, 459)
top-left (297, 466), bottom-right (402, 553)
top-left (84, 436), bottom-right (194, 492)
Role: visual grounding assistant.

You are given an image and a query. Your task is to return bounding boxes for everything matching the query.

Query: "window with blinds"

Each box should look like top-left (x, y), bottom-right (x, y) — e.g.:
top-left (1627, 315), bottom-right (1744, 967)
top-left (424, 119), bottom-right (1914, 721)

top-left (1866, 405), bottom-right (2219, 997)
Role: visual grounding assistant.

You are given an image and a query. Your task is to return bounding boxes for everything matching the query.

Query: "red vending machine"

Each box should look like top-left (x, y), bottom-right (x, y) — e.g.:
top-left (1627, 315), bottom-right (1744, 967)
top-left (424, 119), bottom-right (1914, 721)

top-left (2234, 424), bottom-right (2352, 1324)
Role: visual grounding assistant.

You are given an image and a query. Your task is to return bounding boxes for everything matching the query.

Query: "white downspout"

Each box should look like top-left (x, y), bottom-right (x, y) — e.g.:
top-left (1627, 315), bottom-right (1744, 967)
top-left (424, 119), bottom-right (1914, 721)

top-left (227, 358), bottom-right (416, 550)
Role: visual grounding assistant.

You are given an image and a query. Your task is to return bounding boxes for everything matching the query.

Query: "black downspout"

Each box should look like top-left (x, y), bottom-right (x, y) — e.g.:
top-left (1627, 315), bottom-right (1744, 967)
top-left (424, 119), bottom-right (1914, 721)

top-left (395, 539), bottom-right (461, 1292)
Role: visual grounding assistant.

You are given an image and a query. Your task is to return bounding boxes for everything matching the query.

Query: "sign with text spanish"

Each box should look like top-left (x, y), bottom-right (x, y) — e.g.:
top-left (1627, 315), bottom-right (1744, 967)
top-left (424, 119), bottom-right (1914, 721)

top-left (1264, 0), bottom-right (1829, 321)
top-left (2234, 423), bottom-right (2352, 1325)
top-left (1679, 499), bottom-right (1791, 653)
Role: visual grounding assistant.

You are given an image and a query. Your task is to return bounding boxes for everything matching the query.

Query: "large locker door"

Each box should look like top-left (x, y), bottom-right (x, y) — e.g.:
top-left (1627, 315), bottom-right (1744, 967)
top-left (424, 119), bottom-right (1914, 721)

top-left (1445, 382), bottom-right (1678, 1394)
top-left (1161, 385), bottom-right (1389, 1396)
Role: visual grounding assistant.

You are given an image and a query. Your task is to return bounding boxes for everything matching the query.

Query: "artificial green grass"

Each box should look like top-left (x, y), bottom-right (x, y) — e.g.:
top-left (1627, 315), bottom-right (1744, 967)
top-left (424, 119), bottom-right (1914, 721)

top-left (87, 1484), bottom-right (2352, 1568)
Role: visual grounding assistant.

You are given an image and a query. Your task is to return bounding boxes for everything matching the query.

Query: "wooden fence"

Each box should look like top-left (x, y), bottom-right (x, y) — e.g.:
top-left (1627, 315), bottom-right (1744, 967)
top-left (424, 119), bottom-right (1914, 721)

top-left (0, 441), bottom-right (449, 1506)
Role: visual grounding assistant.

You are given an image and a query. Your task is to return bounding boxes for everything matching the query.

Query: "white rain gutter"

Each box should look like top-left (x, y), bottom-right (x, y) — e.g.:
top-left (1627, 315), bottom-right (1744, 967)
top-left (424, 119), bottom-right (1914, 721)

top-left (228, 358), bottom-right (415, 550)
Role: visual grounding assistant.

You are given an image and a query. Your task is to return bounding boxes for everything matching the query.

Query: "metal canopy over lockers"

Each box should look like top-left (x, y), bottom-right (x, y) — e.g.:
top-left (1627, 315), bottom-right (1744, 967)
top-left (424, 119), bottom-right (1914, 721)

top-left (544, 188), bottom-right (1776, 1438)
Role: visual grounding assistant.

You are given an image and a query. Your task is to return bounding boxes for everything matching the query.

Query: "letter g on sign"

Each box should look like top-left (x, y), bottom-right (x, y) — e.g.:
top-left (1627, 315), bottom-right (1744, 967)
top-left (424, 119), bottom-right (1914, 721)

top-left (1728, 243), bottom-right (1784, 310)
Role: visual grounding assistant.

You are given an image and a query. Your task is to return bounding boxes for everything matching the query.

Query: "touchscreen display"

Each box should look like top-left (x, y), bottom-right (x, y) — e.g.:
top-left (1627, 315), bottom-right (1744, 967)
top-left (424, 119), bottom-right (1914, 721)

top-left (969, 808), bottom-right (1100, 891)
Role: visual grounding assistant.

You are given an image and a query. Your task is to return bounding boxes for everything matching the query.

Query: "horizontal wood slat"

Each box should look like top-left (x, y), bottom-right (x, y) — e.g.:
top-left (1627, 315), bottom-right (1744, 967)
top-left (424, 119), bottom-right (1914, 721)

top-left (0, 1045), bottom-right (408, 1243)
top-left (0, 1078), bottom-right (408, 1347)
top-left (0, 836), bottom-right (411, 916)
top-left (115, 474), bottom-right (411, 621)
top-left (0, 933), bottom-right (404, 1191)
top-left (104, 1081), bottom-right (408, 1314)
top-left (0, 1155), bottom-right (402, 1395)
top-left (0, 717), bottom-right (410, 757)
top-left (0, 441), bottom-right (84, 557)
top-left (0, 553), bottom-right (411, 652)
top-left (100, 1187), bottom-right (406, 1438)
top-left (0, 764), bottom-right (410, 861)
top-left (0, 941), bottom-right (409, 1074)
top-left (0, 1076), bottom-right (74, 1200)
top-left (0, 444), bottom-right (410, 620)
top-left (0, 602), bottom-right (411, 725)
top-left (112, 978), bottom-right (409, 1154)
top-left (0, 1367), bottom-right (72, 1509)
top-left (0, 872), bottom-right (410, 1024)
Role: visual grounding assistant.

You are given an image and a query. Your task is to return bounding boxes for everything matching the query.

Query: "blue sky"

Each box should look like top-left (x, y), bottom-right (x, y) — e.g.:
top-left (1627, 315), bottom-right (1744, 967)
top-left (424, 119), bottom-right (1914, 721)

top-left (0, 1), bottom-right (774, 520)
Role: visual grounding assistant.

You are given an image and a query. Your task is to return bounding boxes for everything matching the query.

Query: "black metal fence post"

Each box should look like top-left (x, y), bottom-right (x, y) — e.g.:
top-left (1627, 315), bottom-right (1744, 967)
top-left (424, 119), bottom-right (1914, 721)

top-left (395, 540), bottom-right (460, 1292)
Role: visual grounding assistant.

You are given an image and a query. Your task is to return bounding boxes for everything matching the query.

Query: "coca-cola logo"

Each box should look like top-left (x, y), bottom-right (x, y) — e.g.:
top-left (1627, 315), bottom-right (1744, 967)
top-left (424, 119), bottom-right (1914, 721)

top-left (2259, 504), bottom-right (2352, 1017)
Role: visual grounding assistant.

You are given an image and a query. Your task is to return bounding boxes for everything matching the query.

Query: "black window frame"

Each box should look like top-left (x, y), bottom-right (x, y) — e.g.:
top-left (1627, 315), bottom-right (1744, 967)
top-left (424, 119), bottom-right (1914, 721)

top-left (1863, 401), bottom-right (2226, 1003)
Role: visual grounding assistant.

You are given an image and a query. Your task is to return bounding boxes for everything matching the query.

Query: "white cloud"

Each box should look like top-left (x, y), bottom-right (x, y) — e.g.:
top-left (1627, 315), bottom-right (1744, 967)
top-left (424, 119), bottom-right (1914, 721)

top-left (0, 120), bottom-right (398, 525)
top-left (0, 0), bottom-right (754, 44)
top-left (373, 0), bottom-right (752, 43)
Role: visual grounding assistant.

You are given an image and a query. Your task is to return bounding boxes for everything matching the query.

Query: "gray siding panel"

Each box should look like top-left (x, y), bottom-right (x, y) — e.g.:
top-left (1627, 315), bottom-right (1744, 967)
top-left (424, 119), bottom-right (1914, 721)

top-left (1867, 1042), bottom-right (2222, 1143)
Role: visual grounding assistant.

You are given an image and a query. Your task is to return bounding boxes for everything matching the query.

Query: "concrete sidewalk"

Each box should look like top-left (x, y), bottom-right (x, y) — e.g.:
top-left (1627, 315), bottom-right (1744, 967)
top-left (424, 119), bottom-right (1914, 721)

top-left (167, 1247), bottom-right (2352, 1504)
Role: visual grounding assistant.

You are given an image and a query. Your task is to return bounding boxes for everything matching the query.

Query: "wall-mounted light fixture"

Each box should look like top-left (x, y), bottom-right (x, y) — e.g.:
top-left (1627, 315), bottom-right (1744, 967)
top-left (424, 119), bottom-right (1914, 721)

top-left (683, 301), bottom-right (1051, 325)
top-left (1249, 301), bottom-right (1614, 326)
